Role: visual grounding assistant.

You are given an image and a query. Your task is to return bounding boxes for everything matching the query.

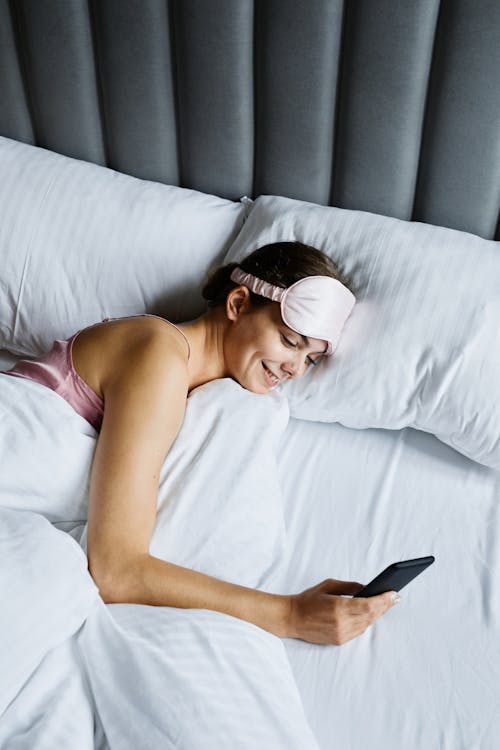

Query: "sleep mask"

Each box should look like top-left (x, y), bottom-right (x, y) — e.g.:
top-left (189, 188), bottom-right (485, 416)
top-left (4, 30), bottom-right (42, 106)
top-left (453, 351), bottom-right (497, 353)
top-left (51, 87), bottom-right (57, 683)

top-left (230, 267), bottom-right (356, 355)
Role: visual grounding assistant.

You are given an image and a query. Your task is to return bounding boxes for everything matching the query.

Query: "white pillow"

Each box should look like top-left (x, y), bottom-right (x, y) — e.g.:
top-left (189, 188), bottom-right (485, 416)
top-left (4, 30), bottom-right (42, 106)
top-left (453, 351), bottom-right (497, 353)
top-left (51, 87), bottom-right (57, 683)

top-left (224, 195), bottom-right (500, 471)
top-left (0, 136), bottom-right (248, 356)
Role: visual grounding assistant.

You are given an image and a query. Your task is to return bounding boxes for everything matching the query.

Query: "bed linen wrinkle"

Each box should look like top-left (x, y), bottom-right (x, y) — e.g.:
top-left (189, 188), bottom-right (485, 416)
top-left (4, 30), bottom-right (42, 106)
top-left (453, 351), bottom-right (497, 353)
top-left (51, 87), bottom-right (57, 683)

top-left (0, 637), bottom-right (97, 750)
top-left (477, 500), bottom-right (500, 626)
top-left (1, 363), bottom-right (500, 747)
top-left (0, 371), bottom-right (322, 749)
top-left (2, 315), bottom-right (499, 748)
top-left (275, 417), bottom-right (500, 749)
top-left (11, 168), bottom-right (62, 342)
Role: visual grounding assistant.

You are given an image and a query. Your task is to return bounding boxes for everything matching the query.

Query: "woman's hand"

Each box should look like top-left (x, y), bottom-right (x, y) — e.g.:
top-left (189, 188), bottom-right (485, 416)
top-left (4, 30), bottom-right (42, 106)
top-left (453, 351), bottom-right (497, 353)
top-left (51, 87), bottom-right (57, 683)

top-left (287, 578), bottom-right (400, 645)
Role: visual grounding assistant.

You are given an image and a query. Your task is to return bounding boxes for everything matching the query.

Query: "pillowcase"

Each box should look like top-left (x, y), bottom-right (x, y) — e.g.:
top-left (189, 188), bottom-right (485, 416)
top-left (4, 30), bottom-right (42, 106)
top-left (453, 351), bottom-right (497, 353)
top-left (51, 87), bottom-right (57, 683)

top-left (0, 136), bottom-right (248, 356)
top-left (223, 195), bottom-right (500, 471)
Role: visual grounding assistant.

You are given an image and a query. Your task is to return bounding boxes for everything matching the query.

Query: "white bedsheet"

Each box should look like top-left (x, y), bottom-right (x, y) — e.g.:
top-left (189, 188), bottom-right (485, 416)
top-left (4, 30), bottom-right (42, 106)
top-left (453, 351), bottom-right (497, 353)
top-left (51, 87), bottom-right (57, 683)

top-left (277, 418), bottom-right (500, 750)
top-left (1, 342), bottom-right (499, 749)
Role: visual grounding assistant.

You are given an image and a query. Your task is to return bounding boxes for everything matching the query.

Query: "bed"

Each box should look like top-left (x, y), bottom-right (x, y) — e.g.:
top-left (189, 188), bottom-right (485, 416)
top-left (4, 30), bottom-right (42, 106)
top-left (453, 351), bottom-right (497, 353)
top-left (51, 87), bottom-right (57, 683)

top-left (1, 1), bottom-right (499, 749)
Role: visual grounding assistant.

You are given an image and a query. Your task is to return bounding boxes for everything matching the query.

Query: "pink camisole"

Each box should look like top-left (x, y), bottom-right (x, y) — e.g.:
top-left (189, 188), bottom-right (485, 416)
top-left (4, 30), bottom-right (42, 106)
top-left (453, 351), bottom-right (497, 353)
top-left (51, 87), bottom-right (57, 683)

top-left (0, 314), bottom-right (190, 432)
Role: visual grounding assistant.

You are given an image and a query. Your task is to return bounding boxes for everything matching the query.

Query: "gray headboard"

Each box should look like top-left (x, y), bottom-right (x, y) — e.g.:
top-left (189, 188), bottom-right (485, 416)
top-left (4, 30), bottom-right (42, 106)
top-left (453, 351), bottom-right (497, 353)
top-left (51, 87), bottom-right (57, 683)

top-left (1, 0), bottom-right (499, 240)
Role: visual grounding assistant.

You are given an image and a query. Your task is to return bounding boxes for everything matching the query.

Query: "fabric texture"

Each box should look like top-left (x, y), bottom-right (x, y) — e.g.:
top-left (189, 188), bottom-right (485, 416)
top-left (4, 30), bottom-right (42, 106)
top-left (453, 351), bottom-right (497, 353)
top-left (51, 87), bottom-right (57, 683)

top-left (0, 370), bottom-right (321, 749)
top-left (0, 136), bottom-right (248, 357)
top-left (0, 313), bottom-right (191, 432)
top-left (276, 416), bottom-right (500, 750)
top-left (224, 195), bottom-right (500, 470)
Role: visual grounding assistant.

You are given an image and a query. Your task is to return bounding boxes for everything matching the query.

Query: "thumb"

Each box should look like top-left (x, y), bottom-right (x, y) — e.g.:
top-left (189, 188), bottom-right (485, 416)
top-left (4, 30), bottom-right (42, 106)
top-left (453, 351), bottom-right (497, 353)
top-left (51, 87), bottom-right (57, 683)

top-left (319, 579), bottom-right (364, 596)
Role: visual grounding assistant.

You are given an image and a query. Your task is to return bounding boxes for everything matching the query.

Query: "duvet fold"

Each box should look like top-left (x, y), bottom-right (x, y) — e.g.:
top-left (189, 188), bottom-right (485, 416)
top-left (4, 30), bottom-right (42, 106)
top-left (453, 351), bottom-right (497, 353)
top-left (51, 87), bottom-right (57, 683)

top-left (0, 373), bottom-right (320, 749)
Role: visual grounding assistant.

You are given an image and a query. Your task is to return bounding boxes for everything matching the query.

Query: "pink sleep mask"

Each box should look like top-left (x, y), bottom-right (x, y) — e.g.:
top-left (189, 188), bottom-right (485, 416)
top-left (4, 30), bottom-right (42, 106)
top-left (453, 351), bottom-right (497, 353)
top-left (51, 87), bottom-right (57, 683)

top-left (230, 267), bottom-right (356, 355)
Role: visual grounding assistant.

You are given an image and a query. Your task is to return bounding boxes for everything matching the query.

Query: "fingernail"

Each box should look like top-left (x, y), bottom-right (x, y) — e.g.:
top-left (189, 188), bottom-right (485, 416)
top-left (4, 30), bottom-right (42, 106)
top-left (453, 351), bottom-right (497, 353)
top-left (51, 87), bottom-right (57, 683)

top-left (390, 592), bottom-right (401, 603)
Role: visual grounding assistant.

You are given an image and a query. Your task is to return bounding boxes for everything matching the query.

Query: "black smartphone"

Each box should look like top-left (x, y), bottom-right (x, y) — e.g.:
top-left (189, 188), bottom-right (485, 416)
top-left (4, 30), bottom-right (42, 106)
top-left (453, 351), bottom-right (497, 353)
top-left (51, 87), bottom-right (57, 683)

top-left (353, 556), bottom-right (435, 597)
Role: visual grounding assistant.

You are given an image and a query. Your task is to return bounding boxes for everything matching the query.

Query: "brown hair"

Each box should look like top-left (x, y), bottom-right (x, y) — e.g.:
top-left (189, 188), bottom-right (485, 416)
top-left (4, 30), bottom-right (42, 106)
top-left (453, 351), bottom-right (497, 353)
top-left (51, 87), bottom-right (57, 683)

top-left (202, 241), bottom-right (355, 309)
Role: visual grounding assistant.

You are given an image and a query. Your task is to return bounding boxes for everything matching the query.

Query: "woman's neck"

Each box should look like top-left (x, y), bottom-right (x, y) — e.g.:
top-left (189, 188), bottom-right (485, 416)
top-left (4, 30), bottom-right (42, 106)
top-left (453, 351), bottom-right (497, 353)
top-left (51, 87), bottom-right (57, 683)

top-left (176, 310), bottom-right (230, 392)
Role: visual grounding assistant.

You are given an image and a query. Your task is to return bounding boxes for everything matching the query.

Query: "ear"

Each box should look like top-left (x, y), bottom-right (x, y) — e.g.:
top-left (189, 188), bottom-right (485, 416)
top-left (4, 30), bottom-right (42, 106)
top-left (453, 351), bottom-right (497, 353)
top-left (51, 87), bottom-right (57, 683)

top-left (226, 286), bottom-right (252, 322)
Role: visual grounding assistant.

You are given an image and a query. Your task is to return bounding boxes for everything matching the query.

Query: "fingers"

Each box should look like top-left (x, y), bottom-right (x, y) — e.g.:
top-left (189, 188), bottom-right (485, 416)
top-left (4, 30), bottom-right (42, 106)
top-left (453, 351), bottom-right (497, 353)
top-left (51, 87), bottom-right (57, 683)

top-left (337, 591), bottom-right (401, 644)
top-left (383, 590), bottom-right (401, 608)
top-left (319, 578), bottom-right (364, 596)
top-left (292, 582), bottom-right (401, 645)
top-left (351, 590), bottom-right (401, 619)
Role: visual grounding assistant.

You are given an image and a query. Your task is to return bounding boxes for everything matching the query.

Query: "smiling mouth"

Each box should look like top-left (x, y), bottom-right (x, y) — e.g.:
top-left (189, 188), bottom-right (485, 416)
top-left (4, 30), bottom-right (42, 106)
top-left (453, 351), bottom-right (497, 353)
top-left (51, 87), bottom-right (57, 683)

top-left (262, 362), bottom-right (281, 386)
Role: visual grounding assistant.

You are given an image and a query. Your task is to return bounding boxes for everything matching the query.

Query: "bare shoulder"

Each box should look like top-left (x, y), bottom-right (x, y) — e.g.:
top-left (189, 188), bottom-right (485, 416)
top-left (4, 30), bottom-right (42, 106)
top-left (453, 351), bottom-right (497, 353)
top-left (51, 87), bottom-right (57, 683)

top-left (100, 323), bottom-right (189, 445)
top-left (93, 318), bottom-right (190, 482)
top-left (72, 316), bottom-right (189, 400)
top-left (85, 320), bottom-right (190, 580)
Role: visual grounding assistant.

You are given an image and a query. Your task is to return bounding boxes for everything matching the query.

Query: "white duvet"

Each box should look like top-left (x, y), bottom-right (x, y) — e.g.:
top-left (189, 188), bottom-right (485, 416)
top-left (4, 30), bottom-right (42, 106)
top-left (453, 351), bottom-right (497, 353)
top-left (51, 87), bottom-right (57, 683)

top-left (0, 373), bottom-right (320, 750)
top-left (4, 366), bottom-right (499, 750)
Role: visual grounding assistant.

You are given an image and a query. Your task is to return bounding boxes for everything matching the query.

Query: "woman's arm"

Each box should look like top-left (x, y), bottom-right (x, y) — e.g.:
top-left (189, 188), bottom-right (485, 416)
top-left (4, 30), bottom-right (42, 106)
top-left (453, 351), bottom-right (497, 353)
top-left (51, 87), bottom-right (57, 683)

top-left (86, 324), bottom-right (291, 637)
top-left (106, 552), bottom-right (292, 638)
top-left (87, 323), bottom-right (396, 644)
top-left (100, 550), bottom-right (395, 644)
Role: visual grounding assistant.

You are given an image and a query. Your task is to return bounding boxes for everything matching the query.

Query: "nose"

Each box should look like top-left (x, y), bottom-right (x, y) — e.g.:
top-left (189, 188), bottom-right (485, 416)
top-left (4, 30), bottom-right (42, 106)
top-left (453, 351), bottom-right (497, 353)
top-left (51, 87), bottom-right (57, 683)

top-left (282, 353), bottom-right (308, 379)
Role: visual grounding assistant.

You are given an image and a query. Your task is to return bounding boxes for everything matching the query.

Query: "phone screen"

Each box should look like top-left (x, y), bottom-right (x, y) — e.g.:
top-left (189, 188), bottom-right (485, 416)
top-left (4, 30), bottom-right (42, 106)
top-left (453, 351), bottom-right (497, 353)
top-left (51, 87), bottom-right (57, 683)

top-left (353, 556), bottom-right (435, 598)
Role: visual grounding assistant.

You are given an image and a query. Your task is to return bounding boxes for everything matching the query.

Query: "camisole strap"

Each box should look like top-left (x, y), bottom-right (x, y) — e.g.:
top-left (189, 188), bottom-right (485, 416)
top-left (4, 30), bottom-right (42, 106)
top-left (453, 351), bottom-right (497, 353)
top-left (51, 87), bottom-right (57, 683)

top-left (0, 313), bottom-right (191, 433)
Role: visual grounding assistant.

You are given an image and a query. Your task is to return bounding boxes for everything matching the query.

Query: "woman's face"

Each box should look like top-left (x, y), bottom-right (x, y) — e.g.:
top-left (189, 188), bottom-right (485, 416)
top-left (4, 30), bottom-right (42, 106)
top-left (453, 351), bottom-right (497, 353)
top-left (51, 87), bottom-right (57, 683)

top-left (225, 288), bottom-right (328, 394)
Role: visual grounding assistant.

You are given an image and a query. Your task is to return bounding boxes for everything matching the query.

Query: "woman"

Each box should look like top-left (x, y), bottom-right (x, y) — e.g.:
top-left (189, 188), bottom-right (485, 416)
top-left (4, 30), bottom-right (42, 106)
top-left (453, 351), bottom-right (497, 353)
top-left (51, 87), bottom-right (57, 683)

top-left (1, 241), bottom-right (398, 646)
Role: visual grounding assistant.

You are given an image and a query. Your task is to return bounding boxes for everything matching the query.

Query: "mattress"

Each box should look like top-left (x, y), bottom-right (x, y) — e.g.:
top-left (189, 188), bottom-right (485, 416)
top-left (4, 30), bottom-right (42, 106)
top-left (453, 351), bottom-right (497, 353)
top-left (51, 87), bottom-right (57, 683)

top-left (1, 346), bottom-right (498, 749)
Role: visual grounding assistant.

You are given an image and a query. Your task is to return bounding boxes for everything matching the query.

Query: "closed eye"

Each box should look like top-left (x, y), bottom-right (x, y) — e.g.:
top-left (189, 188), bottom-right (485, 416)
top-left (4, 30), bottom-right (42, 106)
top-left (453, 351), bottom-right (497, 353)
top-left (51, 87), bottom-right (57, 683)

top-left (308, 356), bottom-right (321, 367)
top-left (281, 333), bottom-right (297, 349)
top-left (281, 333), bottom-right (321, 367)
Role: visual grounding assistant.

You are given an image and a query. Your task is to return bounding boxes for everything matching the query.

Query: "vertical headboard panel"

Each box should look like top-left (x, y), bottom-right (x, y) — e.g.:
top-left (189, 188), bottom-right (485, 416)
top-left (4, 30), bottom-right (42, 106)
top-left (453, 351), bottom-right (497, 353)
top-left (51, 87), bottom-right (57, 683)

top-left (253, 0), bottom-right (343, 207)
top-left (172, 0), bottom-right (254, 199)
top-left (91, 0), bottom-right (179, 185)
top-left (9, 0), bottom-right (106, 164)
top-left (331, 0), bottom-right (440, 221)
top-left (1, 0), bottom-right (499, 240)
top-left (0, 1), bottom-right (34, 144)
top-left (412, 0), bottom-right (500, 240)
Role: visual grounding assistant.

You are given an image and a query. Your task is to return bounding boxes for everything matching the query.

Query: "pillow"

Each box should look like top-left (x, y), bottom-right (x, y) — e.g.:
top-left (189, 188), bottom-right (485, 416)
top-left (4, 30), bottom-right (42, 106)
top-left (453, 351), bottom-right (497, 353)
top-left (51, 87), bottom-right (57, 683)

top-left (0, 136), bottom-right (248, 356)
top-left (223, 195), bottom-right (500, 471)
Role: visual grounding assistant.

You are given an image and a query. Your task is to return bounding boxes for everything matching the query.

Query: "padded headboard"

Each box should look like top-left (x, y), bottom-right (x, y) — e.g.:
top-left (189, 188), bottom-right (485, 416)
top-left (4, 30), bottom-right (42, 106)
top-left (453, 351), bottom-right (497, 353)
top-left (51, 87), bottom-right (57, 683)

top-left (1, 0), bottom-right (499, 240)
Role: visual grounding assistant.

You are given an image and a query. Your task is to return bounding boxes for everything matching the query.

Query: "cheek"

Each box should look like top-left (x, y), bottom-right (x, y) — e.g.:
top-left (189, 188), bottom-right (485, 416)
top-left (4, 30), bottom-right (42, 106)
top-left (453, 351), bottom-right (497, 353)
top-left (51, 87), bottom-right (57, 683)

top-left (224, 334), bottom-right (257, 377)
top-left (227, 320), bottom-right (282, 372)
top-left (262, 337), bottom-right (286, 360)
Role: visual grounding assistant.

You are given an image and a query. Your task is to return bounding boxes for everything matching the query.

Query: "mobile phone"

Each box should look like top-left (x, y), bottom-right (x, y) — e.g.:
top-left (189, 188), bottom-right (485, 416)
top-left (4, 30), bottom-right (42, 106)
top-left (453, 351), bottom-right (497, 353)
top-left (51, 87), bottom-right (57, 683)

top-left (353, 556), bottom-right (435, 597)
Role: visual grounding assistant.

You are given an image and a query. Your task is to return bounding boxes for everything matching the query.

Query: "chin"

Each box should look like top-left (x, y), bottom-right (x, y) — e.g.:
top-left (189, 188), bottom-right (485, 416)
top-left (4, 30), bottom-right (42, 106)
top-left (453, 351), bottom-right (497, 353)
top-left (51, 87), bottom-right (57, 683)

top-left (234, 363), bottom-right (281, 395)
top-left (235, 374), bottom-right (270, 395)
